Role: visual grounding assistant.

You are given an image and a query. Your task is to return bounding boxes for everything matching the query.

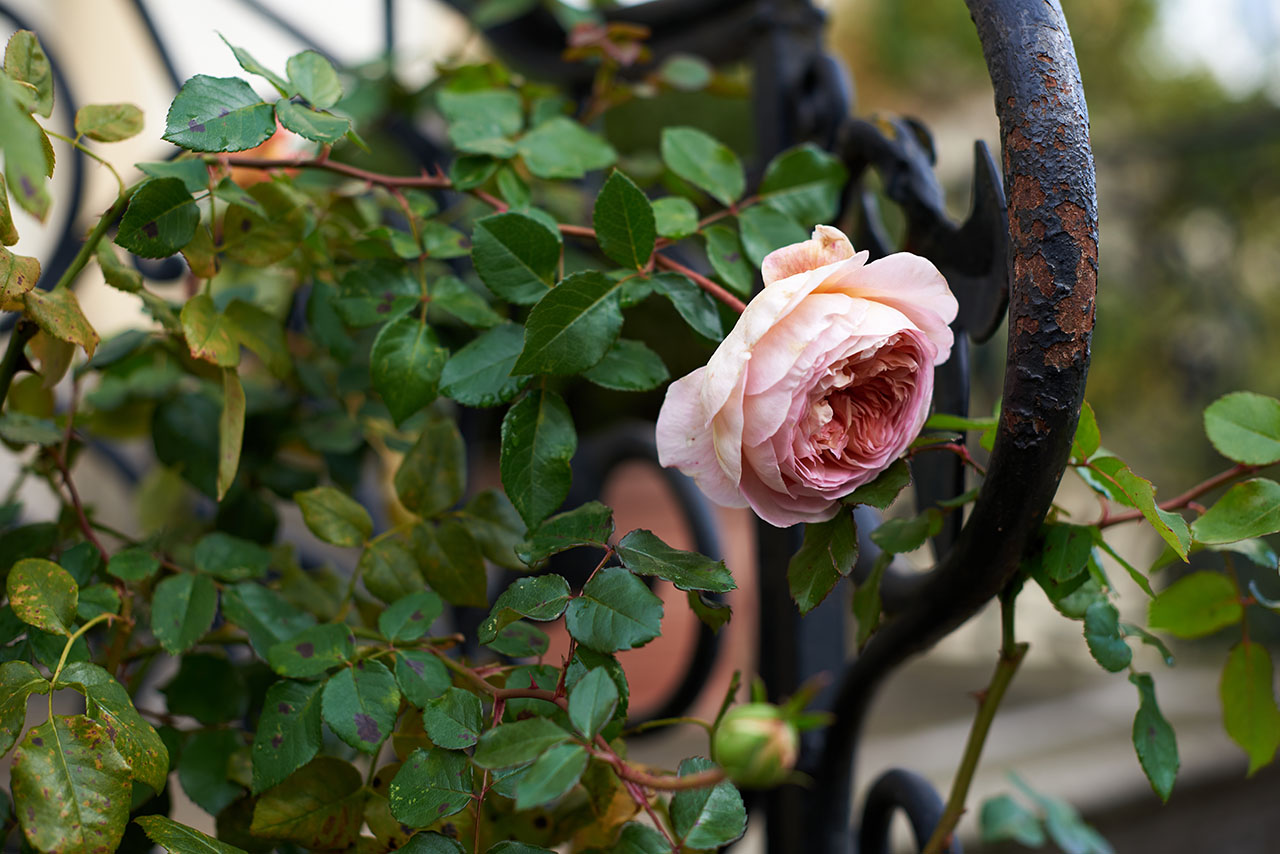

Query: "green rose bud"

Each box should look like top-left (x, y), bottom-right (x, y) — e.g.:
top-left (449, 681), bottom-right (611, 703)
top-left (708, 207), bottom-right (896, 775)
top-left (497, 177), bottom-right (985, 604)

top-left (711, 702), bottom-right (800, 787)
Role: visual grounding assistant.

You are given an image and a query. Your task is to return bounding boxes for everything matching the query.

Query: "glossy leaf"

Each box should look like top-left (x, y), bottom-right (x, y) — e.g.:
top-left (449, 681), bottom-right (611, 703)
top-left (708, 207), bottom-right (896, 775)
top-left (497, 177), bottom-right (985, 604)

top-left (486, 621), bottom-right (550, 658)
top-left (1191, 478), bottom-right (1280, 544)
top-left (221, 582), bottom-right (316, 659)
top-left (396, 415), bottom-right (465, 516)
top-left (653, 272), bottom-right (723, 340)
top-left (978, 795), bottom-right (1045, 846)
top-left (286, 50), bottom-right (342, 108)
top-left (474, 717), bottom-right (572, 769)
top-left (593, 170), bottom-right (655, 268)
top-left (737, 206), bottom-right (807, 267)
top-left (0, 77), bottom-right (52, 219)
top-left (11, 716), bottom-right (132, 854)
top-left (661, 126), bottom-right (744, 206)
top-left (251, 757), bottom-right (365, 849)
top-left (582, 338), bottom-right (668, 392)
top-left (1089, 457), bottom-right (1190, 559)
top-left (371, 314), bottom-right (446, 426)
top-left (219, 33), bottom-right (289, 93)
top-left (424, 687), bottom-right (483, 749)
top-left (758, 143), bottom-right (848, 224)
top-left (322, 660), bottom-right (400, 752)
top-left (7, 557), bottom-right (77, 636)
top-left (842, 459), bottom-right (912, 510)
top-left (517, 502), bottom-right (614, 566)
top-left (1147, 571), bottom-right (1241, 639)
top-left (703, 226), bottom-right (753, 296)
top-left (164, 74), bottom-right (275, 152)
top-left (1204, 391), bottom-right (1280, 465)
top-left (787, 511), bottom-right (857, 615)
top-left (177, 729), bottom-right (244, 815)
top-left (1042, 524), bottom-right (1095, 583)
top-left (478, 574), bottom-right (573, 644)
top-left (135, 815), bottom-right (250, 854)
top-left (395, 650), bottom-right (452, 708)
top-left (295, 486), bottom-right (372, 547)
top-left (275, 100), bottom-right (349, 142)
top-left (440, 322), bottom-right (530, 408)
top-left (0, 660), bottom-right (48, 755)
top-left (568, 667), bottom-right (619, 740)
top-left (268, 623), bottom-right (354, 678)
top-left (1072, 401), bottom-right (1101, 460)
top-left (618, 528), bottom-right (735, 593)
top-left (193, 532), bottom-right (271, 582)
top-left (501, 389), bottom-right (577, 528)
top-left (412, 519), bottom-right (489, 607)
top-left (869, 508), bottom-right (943, 555)
top-left (471, 212), bottom-right (560, 304)
top-left (670, 756), bottom-right (747, 849)
top-left (389, 747), bottom-right (473, 824)
top-left (565, 567), bottom-right (663, 652)
top-left (515, 742), bottom-right (588, 809)
top-left (251, 680), bottom-right (324, 793)
top-left (1130, 672), bottom-right (1178, 801)
top-left (653, 195), bottom-right (698, 239)
top-left (1221, 640), bottom-right (1280, 775)
top-left (359, 534), bottom-right (425, 605)
top-left (1082, 601), bottom-right (1131, 672)
top-left (379, 591), bottom-right (443, 643)
top-left (514, 271), bottom-right (624, 376)
top-left (151, 573), bottom-right (218, 654)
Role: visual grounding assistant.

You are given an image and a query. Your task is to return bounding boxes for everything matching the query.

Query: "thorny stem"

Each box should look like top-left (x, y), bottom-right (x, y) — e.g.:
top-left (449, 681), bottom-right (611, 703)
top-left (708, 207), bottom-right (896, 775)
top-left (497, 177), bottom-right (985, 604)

top-left (1097, 462), bottom-right (1262, 527)
top-left (921, 586), bottom-right (1028, 854)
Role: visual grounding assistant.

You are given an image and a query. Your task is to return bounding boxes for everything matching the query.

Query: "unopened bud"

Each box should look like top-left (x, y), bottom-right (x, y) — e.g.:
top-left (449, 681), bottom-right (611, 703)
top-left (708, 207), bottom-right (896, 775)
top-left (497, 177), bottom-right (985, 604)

top-left (711, 703), bottom-right (799, 787)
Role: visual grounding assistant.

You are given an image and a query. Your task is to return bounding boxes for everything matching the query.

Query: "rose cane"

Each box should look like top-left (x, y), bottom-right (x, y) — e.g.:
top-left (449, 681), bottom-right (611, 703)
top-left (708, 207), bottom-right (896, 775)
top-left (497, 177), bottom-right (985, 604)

top-left (656, 226), bottom-right (957, 526)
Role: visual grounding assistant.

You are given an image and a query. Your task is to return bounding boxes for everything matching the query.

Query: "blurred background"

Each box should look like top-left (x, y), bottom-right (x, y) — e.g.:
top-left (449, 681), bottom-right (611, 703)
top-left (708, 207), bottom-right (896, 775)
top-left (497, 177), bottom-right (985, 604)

top-left (2, 0), bottom-right (1279, 851)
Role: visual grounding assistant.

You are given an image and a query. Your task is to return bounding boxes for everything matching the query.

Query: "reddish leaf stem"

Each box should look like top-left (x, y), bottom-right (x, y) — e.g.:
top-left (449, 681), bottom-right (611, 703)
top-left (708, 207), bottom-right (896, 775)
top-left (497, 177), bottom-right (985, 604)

top-left (220, 154), bottom-right (452, 188)
top-left (1098, 462), bottom-right (1260, 528)
top-left (653, 253), bottom-right (747, 314)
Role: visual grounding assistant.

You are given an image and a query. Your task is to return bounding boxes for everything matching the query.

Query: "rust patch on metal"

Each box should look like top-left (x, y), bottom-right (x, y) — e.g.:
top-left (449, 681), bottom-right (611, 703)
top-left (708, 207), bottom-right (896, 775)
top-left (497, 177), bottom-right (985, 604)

top-left (1010, 174), bottom-right (1045, 210)
top-left (1013, 315), bottom-right (1038, 337)
top-left (1014, 251), bottom-right (1053, 298)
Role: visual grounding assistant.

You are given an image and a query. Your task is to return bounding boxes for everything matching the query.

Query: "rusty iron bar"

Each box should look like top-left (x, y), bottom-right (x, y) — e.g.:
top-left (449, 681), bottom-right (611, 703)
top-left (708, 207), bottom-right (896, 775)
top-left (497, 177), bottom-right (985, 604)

top-left (799, 1), bottom-right (1098, 851)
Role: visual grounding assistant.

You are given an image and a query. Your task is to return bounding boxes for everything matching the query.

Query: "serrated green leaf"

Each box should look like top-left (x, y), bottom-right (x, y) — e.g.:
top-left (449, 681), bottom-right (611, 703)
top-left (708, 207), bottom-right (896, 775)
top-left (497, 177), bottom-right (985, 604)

top-left (395, 650), bottom-right (452, 708)
top-left (411, 519), bottom-right (489, 607)
top-left (1130, 672), bottom-right (1178, 800)
top-left (1083, 600), bottom-right (1131, 672)
top-left (652, 272), bottom-right (723, 340)
top-left (0, 77), bottom-right (52, 219)
top-left (1088, 457), bottom-right (1190, 559)
top-left (593, 170), bottom-right (655, 268)
top-left (1148, 570), bottom-right (1241, 639)
top-left (515, 742), bottom-right (588, 809)
top-left (854, 554), bottom-right (889, 647)
top-left (787, 511), bottom-right (857, 614)
top-left (471, 212), bottom-right (560, 305)
top-left (12, 716), bottom-right (132, 854)
top-left (76, 584), bottom-right (119, 621)
top-left (0, 174), bottom-right (17, 245)
top-left (653, 196), bottom-right (698, 239)
top-left (135, 815), bottom-right (251, 854)
top-left (703, 225), bottom-right (753, 297)
top-left (518, 116), bottom-right (616, 179)
top-left (218, 368), bottom-right (244, 500)
top-left (661, 127), bottom-right (744, 206)
top-left (389, 747), bottom-right (473, 824)
top-left (222, 299), bottom-right (290, 377)
top-left (177, 729), bottom-right (244, 815)
top-left (295, 485), bottom-right (372, 547)
top-left (180, 293), bottom-right (239, 367)
top-left (275, 100), bottom-right (350, 143)
top-left (568, 667), bottom-right (618, 740)
top-left (485, 620), bottom-right (550, 658)
top-left (501, 389), bottom-right (577, 529)
top-left (334, 260), bottom-right (419, 326)
top-left (55, 662), bottom-right (169, 791)
top-left (582, 337), bottom-right (669, 391)
top-left (164, 74), bottom-right (275, 152)
top-left (359, 534), bottom-right (425, 605)
top-left (218, 33), bottom-right (289, 93)
top-left (0, 660), bottom-right (47, 755)
top-left (670, 756), bottom-right (746, 848)
top-left (24, 286), bottom-right (98, 357)
top-left (842, 459), bottom-right (912, 510)
top-left (285, 50), bottom-right (341, 108)
top-left (737, 206), bottom-right (807, 268)
top-left (1204, 391), bottom-right (1280, 465)
top-left (478, 574), bottom-right (572, 644)
top-left (6, 557), bottom-right (77, 636)
top-left (424, 687), bottom-right (483, 749)
top-left (617, 528), bottom-right (735, 593)
top-left (1072, 401), bottom-right (1101, 460)
top-left (396, 415), bottom-right (465, 516)
top-left (150, 573), bottom-right (217, 654)
top-left (1043, 524), bottom-right (1094, 582)
top-left (430, 274), bottom-right (501, 324)
top-left (514, 271), bottom-right (624, 375)
top-left (193, 532), bottom-right (271, 582)
top-left (758, 143), bottom-right (848, 224)
top-left (379, 590), bottom-right (444, 643)
top-left (869, 508), bottom-right (943, 555)
top-left (440, 322), bottom-right (531, 408)
top-left (268, 623), bottom-right (354, 678)
top-left (1191, 478), bottom-right (1280, 544)
top-left (399, 832), bottom-right (466, 854)
top-left (221, 582), bottom-right (316, 659)
top-left (251, 756), bottom-right (365, 848)
top-left (1221, 641), bottom-right (1280, 775)
top-left (517, 502), bottom-right (614, 566)
top-left (159, 653), bottom-right (247, 726)
top-left (5, 31), bottom-right (52, 117)
top-left (136, 158), bottom-right (209, 193)
top-left (75, 102), bottom-right (144, 142)
top-left (322, 660), bottom-right (400, 752)
top-left (251, 679), bottom-right (324, 793)
top-left (474, 717), bottom-right (572, 769)
top-left (565, 567), bottom-right (663, 652)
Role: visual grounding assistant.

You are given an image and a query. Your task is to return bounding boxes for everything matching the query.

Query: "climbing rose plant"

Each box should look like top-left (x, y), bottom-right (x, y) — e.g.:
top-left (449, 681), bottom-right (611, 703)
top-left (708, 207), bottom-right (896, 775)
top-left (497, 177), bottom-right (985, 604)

top-left (2, 25), bottom-right (1280, 854)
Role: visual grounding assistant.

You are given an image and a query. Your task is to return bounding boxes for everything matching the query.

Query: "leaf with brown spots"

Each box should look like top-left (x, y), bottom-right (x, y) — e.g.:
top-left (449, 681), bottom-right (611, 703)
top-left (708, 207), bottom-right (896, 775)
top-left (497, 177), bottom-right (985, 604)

top-left (11, 715), bottom-right (132, 854)
top-left (6, 557), bottom-right (77, 636)
top-left (23, 286), bottom-right (98, 358)
top-left (0, 244), bottom-right (39, 304)
top-left (55, 662), bottom-right (169, 792)
top-left (250, 756), bottom-right (366, 849)
top-left (250, 680), bottom-right (323, 794)
top-left (320, 659), bottom-right (400, 754)
top-left (135, 815), bottom-right (249, 854)
top-left (180, 293), bottom-right (240, 368)
top-left (0, 660), bottom-right (49, 756)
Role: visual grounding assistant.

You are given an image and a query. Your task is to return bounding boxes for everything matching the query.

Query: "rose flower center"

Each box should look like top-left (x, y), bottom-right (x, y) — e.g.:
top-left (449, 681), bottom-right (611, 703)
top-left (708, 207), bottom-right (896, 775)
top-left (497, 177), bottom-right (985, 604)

top-left (801, 337), bottom-right (921, 462)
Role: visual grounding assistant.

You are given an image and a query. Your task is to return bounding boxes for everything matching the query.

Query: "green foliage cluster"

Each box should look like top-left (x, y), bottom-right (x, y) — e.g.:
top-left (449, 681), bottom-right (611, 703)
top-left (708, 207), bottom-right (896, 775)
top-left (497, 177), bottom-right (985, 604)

top-left (0, 19), bottom-right (1279, 854)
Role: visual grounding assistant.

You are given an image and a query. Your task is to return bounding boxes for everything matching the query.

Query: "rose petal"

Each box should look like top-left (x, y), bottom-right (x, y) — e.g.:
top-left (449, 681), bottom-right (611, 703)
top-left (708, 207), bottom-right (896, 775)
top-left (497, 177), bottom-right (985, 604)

top-left (761, 225), bottom-right (856, 286)
top-left (656, 368), bottom-right (749, 509)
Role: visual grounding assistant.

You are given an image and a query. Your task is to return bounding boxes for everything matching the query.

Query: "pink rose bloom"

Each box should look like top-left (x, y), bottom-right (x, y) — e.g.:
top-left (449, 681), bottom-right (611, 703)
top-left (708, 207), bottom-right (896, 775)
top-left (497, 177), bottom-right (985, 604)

top-left (656, 225), bottom-right (958, 527)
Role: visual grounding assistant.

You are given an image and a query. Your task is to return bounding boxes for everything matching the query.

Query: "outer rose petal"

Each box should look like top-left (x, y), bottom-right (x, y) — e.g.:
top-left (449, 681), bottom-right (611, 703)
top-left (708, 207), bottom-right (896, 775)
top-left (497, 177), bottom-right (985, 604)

top-left (761, 225), bottom-right (856, 286)
top-left (656, 368), bottom-right (749, 509)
